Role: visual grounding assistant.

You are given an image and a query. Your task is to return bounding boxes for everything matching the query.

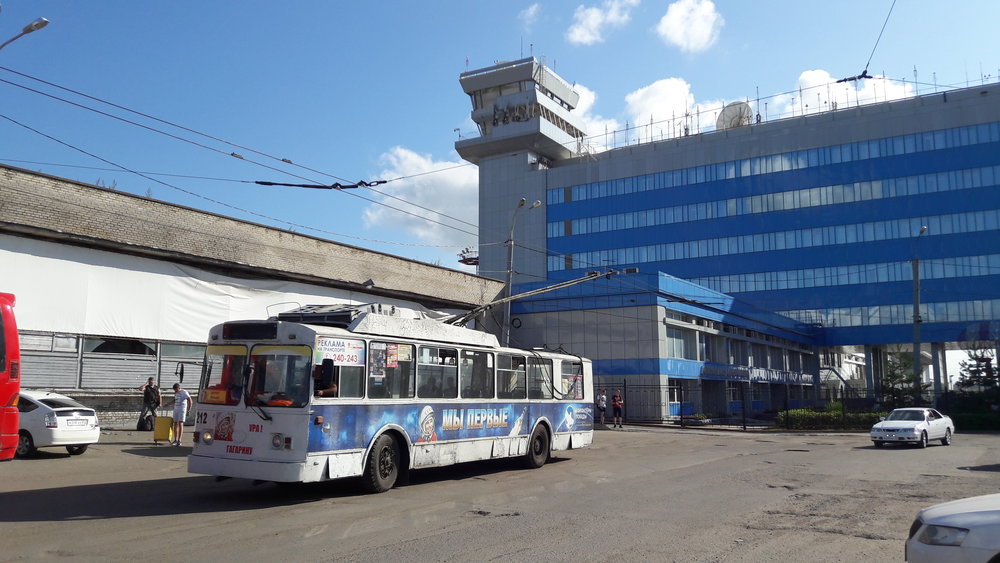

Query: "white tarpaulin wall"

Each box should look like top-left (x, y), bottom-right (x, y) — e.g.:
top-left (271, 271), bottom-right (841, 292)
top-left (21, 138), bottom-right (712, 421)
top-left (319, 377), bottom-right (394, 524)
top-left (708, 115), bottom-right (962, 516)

top-left (2, 234), bottom-right (445, 343)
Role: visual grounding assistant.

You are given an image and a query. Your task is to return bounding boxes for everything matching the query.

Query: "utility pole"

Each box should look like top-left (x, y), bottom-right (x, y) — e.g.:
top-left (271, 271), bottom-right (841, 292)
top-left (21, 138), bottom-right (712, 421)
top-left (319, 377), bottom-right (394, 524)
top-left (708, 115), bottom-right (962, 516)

top-left (912, 226), bottom-right (928, 403)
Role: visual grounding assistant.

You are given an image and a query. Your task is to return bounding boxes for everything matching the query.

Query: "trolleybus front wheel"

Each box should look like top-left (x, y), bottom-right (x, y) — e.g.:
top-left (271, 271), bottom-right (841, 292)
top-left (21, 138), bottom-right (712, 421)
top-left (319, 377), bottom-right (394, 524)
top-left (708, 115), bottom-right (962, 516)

top-left (363, 434), bottom-right (400, 493)
top-left (525, 426), bottom-right (549, 469)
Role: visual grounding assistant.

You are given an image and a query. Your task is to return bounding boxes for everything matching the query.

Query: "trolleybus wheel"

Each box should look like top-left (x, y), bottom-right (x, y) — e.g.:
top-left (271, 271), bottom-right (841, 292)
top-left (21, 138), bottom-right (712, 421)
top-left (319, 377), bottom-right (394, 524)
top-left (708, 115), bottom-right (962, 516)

top-left (363, 434), bottom-right (400, 493)
top-left (525, 426), bottom-right (549, 469)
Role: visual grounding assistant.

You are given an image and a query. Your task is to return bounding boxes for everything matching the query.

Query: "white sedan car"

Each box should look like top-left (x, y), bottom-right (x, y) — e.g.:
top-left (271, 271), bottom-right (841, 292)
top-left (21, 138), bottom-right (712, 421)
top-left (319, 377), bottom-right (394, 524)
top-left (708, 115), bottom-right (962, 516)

top-left (870, 407), bottom-right (954, 448)
top-left (16, 390), bottom-right (101, 457)
top-left (906, 493), bottom-right (1000, 562)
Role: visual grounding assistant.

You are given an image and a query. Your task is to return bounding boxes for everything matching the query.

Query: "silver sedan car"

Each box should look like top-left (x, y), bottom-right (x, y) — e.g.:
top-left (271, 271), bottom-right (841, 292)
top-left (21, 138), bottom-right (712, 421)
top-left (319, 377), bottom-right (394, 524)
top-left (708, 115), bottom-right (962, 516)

top-left (906, 493), bottom-right (1000, 562)
top-left (869, 407), bottom-right (954, 448)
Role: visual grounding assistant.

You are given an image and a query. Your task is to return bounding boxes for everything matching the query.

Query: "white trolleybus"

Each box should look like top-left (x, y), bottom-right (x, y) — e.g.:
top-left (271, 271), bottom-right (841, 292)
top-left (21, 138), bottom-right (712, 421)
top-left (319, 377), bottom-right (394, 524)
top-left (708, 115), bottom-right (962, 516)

top-left (187, 303), bottom-right (593, 492)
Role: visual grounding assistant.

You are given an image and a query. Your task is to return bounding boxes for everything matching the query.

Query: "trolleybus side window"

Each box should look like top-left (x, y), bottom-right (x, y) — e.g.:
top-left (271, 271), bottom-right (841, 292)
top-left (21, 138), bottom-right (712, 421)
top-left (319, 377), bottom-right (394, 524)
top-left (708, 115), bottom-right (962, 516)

top-left (247, 345), bottom-right (312, 407)
top-left (460, 350), bottom-right (494, 399)
top-left (527, 357), bottom-right (554, 399)
top-left (368, 341), bottom-right (415, 399)
top-left (497, 354), bottom-right (526, 399)
top-left (417, 346), bottom-right (458, 398)
top-left (560, 361), bottom-right (585, 400)
top-left (200, 345), bottom-right (248, 405)
top-left (314, 337), bottom-right (366, 398)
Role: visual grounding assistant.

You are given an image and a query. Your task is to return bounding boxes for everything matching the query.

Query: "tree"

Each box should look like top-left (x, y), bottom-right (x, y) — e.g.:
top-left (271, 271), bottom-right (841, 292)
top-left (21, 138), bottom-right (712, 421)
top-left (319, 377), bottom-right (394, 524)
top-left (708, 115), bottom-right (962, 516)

top-left (956, 340), bottom-right (998, 392)
top-left (879, 346), bottom-right (929, 408)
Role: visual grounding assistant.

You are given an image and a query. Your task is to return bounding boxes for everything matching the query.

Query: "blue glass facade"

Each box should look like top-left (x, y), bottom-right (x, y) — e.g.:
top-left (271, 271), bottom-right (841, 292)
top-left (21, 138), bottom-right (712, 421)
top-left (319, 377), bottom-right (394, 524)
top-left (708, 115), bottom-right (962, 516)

top-left (459, 59), bottom-right (1000, 419)
top-left (544, 117), bottom-right (1000, 347)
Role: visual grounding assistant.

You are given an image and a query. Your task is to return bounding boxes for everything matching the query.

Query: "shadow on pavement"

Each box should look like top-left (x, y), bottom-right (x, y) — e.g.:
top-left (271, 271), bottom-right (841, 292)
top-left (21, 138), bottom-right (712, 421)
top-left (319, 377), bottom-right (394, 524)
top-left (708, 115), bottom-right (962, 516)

top-left (958, 463), bottom-right (1000, 472)
top-left (0, 455), bottom-right (571, 522)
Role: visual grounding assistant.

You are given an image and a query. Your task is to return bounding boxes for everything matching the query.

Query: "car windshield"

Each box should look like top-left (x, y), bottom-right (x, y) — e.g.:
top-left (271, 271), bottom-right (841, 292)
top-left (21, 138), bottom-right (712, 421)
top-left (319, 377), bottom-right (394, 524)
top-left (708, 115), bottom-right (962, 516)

top-left (886, 410), bottom-right (925, 421)
top-left (39, 397), bottom-right (87, 409)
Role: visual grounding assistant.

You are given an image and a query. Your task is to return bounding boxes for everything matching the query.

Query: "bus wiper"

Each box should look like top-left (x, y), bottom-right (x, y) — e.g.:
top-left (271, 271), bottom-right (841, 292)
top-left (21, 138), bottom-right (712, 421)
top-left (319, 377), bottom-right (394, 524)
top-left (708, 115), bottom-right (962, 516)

top-left (241, 366), bottom-right (272, 421)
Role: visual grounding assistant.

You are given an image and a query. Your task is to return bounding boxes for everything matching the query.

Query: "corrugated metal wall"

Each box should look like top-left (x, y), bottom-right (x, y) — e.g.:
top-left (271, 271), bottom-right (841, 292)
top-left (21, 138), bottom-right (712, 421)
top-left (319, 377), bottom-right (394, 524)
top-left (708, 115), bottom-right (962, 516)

top-left (19, 352), bottom-right (79, 388)
top-left (80, 354), bottom-right (158, 388)
top-left (19, 332), bottom-right (204, 390)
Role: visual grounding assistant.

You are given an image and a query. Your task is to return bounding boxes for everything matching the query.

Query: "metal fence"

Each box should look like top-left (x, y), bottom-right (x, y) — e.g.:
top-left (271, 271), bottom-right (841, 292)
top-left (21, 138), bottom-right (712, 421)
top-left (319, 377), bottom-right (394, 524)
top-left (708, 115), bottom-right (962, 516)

top-left (593, 380), bottom-right (1000, 432)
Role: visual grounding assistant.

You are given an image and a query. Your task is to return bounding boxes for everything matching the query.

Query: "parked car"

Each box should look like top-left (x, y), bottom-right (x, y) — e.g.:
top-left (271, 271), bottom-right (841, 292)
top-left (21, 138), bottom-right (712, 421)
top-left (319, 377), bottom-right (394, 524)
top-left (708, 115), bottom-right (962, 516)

top-left (906, 493), bottom-right (1000, 562)
top-left (16, 390), bottom-right (101, 457)
top-left (870, 407), bottom-right (954, 448)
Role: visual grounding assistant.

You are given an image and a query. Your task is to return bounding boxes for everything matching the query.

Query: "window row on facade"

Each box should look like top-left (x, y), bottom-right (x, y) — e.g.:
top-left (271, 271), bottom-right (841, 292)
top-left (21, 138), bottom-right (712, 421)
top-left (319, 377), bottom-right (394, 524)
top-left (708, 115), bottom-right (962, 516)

top-left (549, 209), bottom-right (1000, 272)
top-left (547, 121), bottom-right (1000, 205)
top-left (780, 298), bottom-right (1000, 328)
top-left (548, 164), bottom-right (1000, 238)
top-left (662, 322), bottom-right (808, 374)
top-left (688, 253), bottom-right (1000, 294)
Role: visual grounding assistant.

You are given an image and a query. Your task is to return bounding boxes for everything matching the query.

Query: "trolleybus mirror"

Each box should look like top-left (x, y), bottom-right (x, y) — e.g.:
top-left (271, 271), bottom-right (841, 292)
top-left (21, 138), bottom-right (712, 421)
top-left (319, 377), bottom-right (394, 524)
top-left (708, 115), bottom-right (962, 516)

top-left (321, 358), bottom-right (334, 387)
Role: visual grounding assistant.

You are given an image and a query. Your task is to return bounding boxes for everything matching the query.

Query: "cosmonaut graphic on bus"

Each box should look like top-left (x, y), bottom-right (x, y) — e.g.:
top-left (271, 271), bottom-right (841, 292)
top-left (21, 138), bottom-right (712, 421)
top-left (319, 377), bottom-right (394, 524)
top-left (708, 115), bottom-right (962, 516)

top-left (417, 405), bottom-right (437, 442)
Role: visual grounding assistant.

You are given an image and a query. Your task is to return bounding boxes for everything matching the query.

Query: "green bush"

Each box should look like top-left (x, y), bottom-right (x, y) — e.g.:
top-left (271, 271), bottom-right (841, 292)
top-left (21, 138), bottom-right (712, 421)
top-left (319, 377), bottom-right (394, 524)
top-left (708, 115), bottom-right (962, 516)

top-left (951, 412), bottom-right (1000, 431)
top-left (776, 409), bottom-right (883, 430)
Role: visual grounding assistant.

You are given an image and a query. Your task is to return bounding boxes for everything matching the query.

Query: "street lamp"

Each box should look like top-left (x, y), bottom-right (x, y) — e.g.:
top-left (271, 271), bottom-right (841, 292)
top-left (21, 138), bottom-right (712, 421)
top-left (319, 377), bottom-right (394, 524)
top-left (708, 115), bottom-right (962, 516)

top-left (503, 197), bottom-right (541, 347)
top-left (912, 225), bottom-right (928, 403)
top-left (0, 16), bottom-right (49, 51)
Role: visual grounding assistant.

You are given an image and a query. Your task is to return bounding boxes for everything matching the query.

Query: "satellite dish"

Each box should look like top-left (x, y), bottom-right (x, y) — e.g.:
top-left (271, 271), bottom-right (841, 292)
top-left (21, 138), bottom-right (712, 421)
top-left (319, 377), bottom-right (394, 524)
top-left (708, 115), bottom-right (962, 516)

top-left (716, 101), bottom-right (753, 130)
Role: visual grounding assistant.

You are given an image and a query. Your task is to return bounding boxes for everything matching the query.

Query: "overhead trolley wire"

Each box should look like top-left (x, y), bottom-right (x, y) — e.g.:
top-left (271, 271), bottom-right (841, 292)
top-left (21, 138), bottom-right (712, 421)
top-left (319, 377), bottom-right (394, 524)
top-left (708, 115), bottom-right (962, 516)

top-left (0, 66), bottom-right (482, 233)
top-left (0, 113), bottom-right (463, 249)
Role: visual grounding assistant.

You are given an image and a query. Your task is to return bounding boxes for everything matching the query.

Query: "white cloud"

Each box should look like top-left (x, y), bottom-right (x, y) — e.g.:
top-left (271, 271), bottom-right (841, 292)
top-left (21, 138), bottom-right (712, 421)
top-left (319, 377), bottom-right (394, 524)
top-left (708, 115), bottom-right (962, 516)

top-left (519, 4), bottom-right (541, 32)
top-left (656, 0), bottom-right (724, 53)
top-left (566, 0), bottom-right (640, 46)
top-left (572, 83), bottom-right (621, 150)
top-left (620, 77), bottom-right (726, 139)
top-left (363, 147), bottom-right (478, 249)
top-left (765, 69), bottom-right (916, 119)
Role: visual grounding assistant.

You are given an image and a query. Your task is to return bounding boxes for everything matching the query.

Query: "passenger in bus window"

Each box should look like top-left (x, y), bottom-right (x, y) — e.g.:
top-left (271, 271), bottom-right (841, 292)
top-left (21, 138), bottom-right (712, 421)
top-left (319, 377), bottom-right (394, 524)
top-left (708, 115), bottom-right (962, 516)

top-left (442, 377), bottom-right (457, 398)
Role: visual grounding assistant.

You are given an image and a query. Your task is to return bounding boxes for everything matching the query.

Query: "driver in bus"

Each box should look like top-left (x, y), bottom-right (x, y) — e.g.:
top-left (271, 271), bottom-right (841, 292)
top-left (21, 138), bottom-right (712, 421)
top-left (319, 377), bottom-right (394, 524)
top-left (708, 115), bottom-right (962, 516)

top-left (313, 364), bottom-right (339, 397)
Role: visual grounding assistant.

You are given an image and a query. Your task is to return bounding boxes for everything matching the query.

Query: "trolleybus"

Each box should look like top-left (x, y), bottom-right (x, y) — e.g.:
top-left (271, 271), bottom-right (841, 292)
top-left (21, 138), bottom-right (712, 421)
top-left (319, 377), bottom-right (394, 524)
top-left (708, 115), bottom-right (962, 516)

top-left (1, 293), bottom-right (21, 461)
top-left (187, 303), bottom-right (593, 492)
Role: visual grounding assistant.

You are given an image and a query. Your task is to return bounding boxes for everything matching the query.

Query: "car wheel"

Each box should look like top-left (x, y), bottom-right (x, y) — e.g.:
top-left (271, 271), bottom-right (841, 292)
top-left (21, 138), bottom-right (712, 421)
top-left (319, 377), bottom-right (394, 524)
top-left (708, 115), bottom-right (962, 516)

top-left (66, 445), bottom-right (89, 455)
top-left (16, 431), bottom-right (36, 457)
top-left (917, 431), bottom-right (928, 448)
top-left (940, 429), bottom-right (952, 446)
top-left (872, 441), bottom-right (885, 448)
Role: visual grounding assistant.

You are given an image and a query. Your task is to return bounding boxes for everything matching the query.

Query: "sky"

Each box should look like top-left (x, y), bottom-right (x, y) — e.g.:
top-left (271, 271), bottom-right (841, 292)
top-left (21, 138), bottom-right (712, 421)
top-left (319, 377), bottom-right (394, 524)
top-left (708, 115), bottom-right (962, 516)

top-left (1, 0), bottom-right (998, 276)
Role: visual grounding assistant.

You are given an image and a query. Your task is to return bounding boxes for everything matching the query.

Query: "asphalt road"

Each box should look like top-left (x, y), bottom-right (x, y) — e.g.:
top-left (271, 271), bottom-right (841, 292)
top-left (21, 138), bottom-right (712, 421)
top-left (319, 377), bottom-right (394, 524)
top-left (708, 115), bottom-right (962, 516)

top-left (3, 426), bottom-right (998, 562)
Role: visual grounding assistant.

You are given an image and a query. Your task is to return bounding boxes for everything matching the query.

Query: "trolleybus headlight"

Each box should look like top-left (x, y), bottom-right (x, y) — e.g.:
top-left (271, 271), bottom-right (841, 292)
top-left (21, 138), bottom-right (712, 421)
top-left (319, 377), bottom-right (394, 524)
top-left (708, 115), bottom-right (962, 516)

top-left (200, 430), bottom-right (214, 445)
top-left (271, 433), bottom-right (284, 449)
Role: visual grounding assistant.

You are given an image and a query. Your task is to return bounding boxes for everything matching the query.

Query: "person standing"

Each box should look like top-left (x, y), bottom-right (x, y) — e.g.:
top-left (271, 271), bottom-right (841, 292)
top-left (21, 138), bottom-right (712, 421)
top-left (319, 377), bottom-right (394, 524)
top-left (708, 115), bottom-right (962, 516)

top-left (137, 377), bottom-right (161, 430)
top-left (612, 389), bottom-right (624, 428)
top-left (170, 383), bottom-right (192, 447)
top-left (596, 389), bottom-right (608, 425)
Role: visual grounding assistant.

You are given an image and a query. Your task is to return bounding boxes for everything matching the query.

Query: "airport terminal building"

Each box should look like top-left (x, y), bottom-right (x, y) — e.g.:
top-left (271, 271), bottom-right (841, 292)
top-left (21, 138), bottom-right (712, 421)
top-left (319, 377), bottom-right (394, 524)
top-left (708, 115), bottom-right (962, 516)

top-left (457, 58), bottom-right (1000, 420)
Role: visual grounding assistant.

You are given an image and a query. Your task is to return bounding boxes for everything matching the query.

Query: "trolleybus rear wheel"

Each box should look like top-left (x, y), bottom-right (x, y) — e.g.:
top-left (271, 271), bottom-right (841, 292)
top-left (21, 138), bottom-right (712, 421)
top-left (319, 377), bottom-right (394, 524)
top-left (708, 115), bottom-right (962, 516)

top-left (525, 426), bottom-right (549, 469)
top-left (363, 434), bottom-right (400, 493)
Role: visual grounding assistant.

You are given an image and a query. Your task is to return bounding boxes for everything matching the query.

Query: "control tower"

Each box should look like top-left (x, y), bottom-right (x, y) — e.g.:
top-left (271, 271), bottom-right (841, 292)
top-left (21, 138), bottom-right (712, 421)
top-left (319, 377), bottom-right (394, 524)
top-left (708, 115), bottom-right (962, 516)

top-left (456, 58), bottom-right (588, 291)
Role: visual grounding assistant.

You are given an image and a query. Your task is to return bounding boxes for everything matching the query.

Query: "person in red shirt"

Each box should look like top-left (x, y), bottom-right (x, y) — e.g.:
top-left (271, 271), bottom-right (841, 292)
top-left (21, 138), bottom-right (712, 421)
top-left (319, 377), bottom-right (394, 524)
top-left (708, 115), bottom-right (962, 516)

top-left (612, 389), bottom-right (624, 428)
